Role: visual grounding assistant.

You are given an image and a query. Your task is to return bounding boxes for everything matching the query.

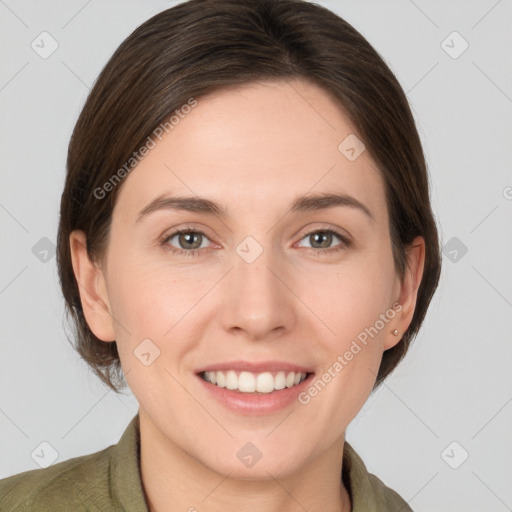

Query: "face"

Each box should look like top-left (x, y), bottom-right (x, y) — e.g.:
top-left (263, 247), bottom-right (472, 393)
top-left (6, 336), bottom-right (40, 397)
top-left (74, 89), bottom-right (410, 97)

top-left (71, 78), bottom-right (423, 480)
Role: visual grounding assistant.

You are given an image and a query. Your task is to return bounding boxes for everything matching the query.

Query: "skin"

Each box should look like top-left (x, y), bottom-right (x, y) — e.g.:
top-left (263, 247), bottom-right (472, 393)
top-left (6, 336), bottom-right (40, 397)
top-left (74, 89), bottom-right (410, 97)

top-left (70, 78), bottom-right (425, 512)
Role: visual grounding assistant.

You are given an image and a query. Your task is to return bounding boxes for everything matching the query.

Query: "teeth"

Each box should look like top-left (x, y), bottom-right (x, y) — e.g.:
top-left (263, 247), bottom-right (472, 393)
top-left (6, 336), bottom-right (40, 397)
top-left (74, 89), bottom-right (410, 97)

top-left (239, 371), bottom-right (255, 392)
top-left (256, 372), bottom-right (273, 393)
top-left (226, 370), bottom-right (237, 390)
top-left (202, 370), bottom-right (308, 393)
top-left (274, 371), bottom-right (286, 390)
top-left (216, 371), bottom-right (226, 388)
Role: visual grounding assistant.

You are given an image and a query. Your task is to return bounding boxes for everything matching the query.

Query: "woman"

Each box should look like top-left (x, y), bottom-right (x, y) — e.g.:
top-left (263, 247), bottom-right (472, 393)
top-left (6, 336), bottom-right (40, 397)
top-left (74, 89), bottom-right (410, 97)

top-left (0, 0), bottom-right (441, 510)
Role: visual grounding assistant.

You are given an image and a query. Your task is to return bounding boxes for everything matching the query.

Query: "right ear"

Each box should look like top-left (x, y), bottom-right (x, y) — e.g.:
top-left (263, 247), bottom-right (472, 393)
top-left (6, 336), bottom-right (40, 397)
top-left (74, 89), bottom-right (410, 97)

top-left (69, 230), bottom-right (116, 342)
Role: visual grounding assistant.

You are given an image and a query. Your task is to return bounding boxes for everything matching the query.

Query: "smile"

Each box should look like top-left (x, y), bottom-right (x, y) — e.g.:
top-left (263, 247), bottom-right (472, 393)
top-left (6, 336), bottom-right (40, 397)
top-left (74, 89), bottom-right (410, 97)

top-left (201, 370), bottom-right (309, 394)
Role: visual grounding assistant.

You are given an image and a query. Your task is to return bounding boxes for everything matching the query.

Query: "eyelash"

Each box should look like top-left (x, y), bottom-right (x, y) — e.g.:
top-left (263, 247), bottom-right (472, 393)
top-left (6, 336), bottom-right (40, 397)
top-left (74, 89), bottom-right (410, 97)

top-left (160, 227), bottom-right (351, 258)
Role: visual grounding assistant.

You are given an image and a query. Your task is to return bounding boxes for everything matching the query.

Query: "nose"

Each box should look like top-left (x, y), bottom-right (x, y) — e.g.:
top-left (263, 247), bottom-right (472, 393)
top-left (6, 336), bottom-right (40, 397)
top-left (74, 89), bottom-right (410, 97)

top-left (220, 244), bottom-right (296, 341)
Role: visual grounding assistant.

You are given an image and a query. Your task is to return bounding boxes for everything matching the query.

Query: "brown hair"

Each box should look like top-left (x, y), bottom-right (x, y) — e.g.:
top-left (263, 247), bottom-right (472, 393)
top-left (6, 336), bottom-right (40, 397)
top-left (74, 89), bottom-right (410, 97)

top-left (57, 0), bottom-right (442, 392)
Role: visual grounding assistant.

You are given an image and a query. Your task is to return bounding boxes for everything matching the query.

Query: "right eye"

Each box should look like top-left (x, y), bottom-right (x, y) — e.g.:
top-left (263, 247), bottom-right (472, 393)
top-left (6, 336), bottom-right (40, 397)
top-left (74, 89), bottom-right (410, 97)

top-left (161, 229), bottom-right (213, 257)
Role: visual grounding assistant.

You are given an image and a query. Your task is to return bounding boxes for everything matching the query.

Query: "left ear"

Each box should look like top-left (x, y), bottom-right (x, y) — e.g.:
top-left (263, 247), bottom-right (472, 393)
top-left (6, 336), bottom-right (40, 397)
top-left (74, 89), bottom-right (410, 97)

top-left (385, 236), bottom-right (426, 350)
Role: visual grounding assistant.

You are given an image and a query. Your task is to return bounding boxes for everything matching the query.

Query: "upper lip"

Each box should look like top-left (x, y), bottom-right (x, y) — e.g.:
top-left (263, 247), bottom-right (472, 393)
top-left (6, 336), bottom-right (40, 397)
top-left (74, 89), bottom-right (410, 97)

top-left (196, 360), bottom-right (314, 374)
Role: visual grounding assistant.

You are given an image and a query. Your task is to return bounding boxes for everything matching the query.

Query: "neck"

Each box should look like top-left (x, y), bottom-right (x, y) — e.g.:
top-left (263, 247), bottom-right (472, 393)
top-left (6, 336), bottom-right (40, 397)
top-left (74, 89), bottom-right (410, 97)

top-left (138, 410), bottom-right (352, 512)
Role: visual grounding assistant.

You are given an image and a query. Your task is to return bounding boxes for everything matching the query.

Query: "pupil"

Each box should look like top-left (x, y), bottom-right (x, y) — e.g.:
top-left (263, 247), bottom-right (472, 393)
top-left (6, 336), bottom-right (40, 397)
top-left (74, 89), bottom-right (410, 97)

top-left (312, 231), bottom-right (331, 248)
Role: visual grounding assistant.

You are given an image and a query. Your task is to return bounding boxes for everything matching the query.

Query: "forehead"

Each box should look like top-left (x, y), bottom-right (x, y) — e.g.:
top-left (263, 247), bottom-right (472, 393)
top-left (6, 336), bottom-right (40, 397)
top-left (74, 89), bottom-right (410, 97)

top-left (113, 79), bottom-right (387, 223)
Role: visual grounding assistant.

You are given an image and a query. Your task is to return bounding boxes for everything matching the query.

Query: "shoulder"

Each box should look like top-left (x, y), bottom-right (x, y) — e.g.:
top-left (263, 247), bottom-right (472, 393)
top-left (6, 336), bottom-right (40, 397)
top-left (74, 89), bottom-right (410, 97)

top-left (0, 444), bottom-right (114, 512)
top-left (366, 472), bottom-right (413, 511)
top-left (343, 441), bottom-right (413, 512)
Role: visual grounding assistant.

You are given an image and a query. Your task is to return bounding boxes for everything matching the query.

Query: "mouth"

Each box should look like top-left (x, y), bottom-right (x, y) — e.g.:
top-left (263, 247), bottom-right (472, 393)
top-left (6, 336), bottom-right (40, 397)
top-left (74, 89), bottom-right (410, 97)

top-left (199, 369), bottom-right (312, 394)
top-left (195, 361), bottom-right (315, 414)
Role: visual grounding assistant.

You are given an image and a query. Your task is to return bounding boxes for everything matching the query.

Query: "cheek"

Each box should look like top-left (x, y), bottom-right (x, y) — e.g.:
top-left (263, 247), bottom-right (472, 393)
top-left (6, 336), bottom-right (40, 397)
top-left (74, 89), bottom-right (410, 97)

top-left (296, 265), bottom-right (396, 429)
top-left (105, 251), bottom-right (219, 365)
top-left (104, 258), bottom-right (210, 400)
top-left (310, 253), bottom-right (396, 344)
top-left (300, 244), bottom-right (396, 408)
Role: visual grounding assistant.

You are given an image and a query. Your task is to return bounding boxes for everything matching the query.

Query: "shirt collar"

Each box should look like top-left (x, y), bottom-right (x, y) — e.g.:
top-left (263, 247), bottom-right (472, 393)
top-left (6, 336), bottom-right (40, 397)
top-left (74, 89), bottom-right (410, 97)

top-left (110, 413), bottom-right (149, 511)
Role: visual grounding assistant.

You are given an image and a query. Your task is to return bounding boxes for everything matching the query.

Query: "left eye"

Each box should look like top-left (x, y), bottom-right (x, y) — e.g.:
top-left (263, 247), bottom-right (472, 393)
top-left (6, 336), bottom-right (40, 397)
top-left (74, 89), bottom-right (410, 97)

top-left (297, 230), bottom-right (346, 250)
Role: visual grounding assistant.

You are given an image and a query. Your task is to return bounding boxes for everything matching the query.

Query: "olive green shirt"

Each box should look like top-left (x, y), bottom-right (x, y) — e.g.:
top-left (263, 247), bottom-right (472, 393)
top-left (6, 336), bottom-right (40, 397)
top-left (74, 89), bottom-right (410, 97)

top-left (0, 414), bottom-right (412, 511)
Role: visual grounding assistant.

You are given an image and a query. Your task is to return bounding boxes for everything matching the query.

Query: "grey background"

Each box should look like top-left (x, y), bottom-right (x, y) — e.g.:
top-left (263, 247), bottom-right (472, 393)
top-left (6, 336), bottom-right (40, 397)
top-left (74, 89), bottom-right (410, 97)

top-left (1, 1), bottom-right (511, 510)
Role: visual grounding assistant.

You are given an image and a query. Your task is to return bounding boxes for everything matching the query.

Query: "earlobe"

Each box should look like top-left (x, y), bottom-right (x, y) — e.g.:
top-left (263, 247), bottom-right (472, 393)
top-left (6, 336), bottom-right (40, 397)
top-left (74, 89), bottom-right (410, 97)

top-left (385, 236), bottom-right (426, 350)
top-left (69, 230), bottom-right (116, 342)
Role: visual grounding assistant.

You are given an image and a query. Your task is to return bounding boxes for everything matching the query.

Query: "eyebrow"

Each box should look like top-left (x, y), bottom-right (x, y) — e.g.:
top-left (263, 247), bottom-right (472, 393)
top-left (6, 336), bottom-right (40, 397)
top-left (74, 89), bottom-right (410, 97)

top-left (136, 191), bottom-right (374, 223)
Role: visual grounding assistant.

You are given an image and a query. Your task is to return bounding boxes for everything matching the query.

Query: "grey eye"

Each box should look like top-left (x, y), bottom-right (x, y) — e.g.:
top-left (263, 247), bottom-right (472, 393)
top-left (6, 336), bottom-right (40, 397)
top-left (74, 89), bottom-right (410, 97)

top-left (298, 230), bottom-right (343, 250)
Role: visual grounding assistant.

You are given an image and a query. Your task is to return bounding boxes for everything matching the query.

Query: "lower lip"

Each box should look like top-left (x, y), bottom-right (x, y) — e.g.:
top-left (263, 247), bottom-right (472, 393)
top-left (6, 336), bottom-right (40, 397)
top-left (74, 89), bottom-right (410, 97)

top-left (196, 373), bottom-right (314, 415)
